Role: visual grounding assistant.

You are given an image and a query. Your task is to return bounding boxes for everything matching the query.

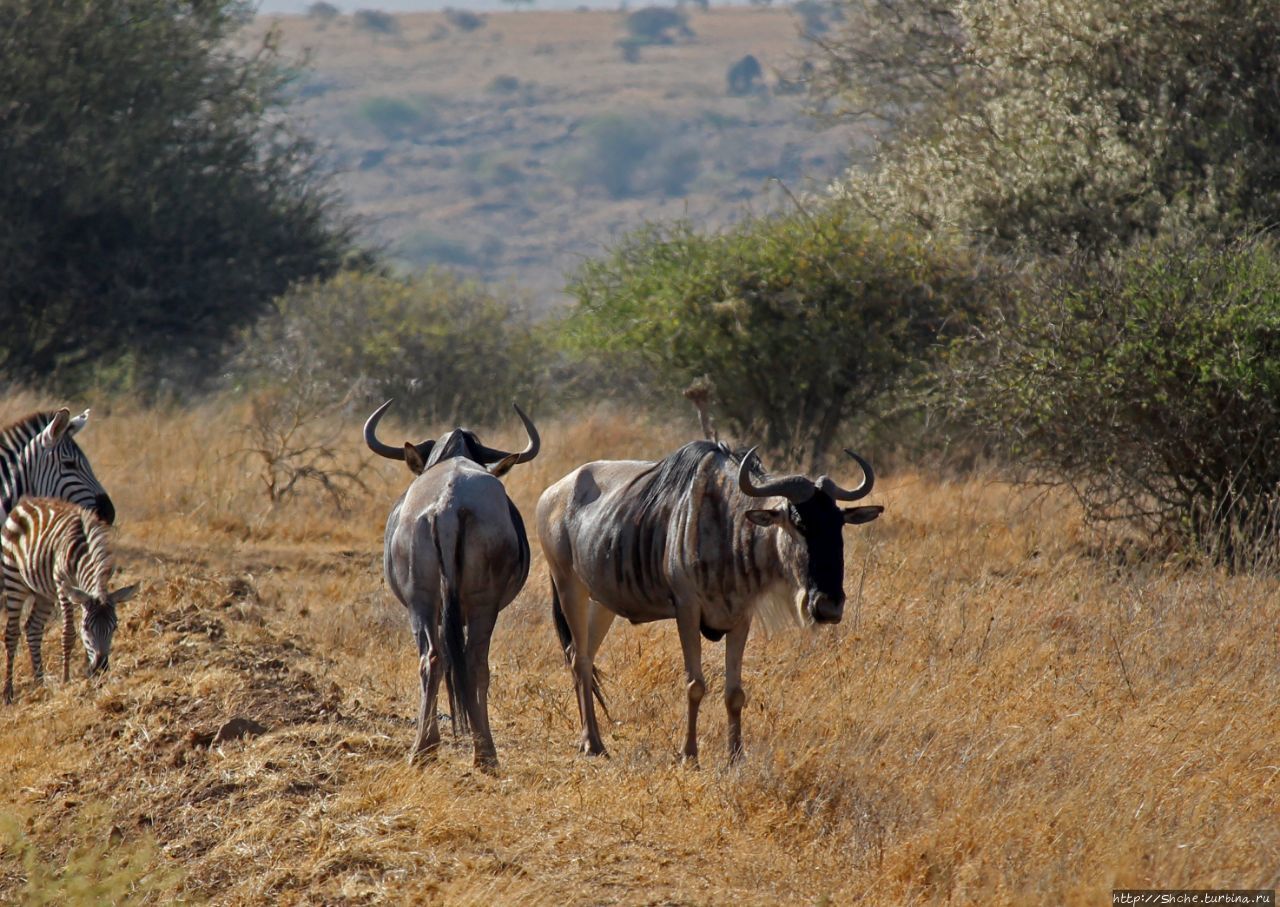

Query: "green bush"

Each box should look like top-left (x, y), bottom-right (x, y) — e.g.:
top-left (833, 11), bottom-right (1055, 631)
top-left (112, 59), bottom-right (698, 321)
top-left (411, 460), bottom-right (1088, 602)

top-left (353, 9), bottom-right (400, 35)
top-left (560, 112), bottom-right (699, 199)
top-left (236, 271), bottom-right (546, 425)
top-left (625, 7), bottom-right (693, 45)
top-left (946, 234), bottom-right (1280, 557)
top-left (444, 8), bottom-right (486, 32)
top-left (566, 206), bottom-right (990, 468)
top-left (306, 2), bottom-right (340, 23)
top-left (486, 74), bottom-right (521, 94)
top-left (357, 96), bottom-right (439, 141)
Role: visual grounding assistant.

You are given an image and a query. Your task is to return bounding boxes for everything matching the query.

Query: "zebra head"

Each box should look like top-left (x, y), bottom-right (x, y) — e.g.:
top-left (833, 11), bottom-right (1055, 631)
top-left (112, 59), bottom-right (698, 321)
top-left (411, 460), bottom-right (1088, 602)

top-left (66, 582), bottom-right (137, 674)
top-left (11, 409), bottom-right (115, 524)
top-left (739, 448), bottom-right (883, 625)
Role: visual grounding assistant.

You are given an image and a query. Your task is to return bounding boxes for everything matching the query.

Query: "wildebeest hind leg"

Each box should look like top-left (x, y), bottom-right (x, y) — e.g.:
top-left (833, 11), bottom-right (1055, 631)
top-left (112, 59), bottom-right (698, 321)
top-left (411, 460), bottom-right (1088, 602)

top-left (464, 607), bottom-right (500, 771)
top-left (552, 572), bottom-right (608, 756)
top-left (409, 610), bottom-right (444, 764)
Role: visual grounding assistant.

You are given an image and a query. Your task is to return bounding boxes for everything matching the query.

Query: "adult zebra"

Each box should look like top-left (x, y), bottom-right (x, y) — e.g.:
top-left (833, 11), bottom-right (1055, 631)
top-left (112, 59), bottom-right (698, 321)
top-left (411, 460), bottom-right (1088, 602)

top-left (0, 409), bottom-right (114, 525)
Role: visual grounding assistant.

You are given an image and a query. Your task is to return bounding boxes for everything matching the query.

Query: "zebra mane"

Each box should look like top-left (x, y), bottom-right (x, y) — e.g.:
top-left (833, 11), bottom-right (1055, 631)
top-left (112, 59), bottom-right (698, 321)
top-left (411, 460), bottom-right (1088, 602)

top-left (2, 411), bottom-right (57, 438)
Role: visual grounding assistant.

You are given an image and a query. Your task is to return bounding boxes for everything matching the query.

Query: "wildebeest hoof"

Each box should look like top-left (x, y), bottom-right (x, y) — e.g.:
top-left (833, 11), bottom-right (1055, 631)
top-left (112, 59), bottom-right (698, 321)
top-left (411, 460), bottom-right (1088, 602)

top-left (407, 745), bottom-right (439, 766)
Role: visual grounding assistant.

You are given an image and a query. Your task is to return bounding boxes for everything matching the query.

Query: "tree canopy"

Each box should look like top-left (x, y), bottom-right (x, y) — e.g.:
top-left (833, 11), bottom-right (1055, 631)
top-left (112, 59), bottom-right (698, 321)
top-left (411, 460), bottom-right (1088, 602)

top-left (816, 0), bottom-right (1280, 253)
top-left (0, 0), bottom-right (356, 392)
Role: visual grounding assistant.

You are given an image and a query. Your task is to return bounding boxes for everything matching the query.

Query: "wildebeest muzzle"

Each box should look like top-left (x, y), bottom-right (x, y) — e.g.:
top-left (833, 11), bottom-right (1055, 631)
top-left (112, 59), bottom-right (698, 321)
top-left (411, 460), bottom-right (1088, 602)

top-left (808, 591), bottom-right (845, 624)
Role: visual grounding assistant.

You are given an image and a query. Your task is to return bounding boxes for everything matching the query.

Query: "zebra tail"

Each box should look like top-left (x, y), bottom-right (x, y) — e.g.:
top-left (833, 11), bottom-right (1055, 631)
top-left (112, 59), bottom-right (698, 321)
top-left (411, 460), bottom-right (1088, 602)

top-left (550, 580), bottom-right (611, 722)
top-left (432, 514), bottom-right (471, 737)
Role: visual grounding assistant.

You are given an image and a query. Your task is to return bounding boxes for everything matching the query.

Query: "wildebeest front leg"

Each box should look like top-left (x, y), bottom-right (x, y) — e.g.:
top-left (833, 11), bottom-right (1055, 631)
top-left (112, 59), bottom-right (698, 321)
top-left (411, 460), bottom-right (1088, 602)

top-left (464, 608), bottom-right (499, 771)
top-left (409, 613), bottom-right (444, 765)
top-left (724, 618), bottom-right (750, 762)
top-left (674, 602), bottom-right (706, 766)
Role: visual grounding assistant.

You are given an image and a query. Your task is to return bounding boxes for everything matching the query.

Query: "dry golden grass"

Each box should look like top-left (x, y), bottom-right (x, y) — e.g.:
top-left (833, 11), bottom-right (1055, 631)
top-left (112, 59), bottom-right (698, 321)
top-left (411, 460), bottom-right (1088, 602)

top-left (0, 393), bottom-right (1276, 904)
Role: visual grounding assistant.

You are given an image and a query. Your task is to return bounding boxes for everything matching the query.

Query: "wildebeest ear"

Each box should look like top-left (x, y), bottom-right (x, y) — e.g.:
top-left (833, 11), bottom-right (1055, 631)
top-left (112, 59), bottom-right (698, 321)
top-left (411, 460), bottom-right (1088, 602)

top-left (403, 443), bottom-right (426, 475)
top-left (110, 583), bottom-right (139, 605)
top-left (745, 508), bottom-right (784, 527)
top-left (488, 452), bottom-right (520, 478)
top-left (843, 505), bottom-right (884, 525)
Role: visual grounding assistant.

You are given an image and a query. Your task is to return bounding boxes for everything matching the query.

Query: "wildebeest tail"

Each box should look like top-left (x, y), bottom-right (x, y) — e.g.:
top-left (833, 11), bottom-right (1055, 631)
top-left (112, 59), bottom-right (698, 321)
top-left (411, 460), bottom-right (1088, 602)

top-left (550, 579), bottom-right (611, 721)
top-left (432, 512), bottom-right (471, 736)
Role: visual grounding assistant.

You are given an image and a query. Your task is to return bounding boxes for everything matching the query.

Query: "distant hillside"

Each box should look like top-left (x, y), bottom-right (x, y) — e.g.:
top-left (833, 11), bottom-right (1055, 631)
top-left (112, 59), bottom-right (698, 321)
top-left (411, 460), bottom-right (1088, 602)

top-left (253, 6), bottom-right (869, 307)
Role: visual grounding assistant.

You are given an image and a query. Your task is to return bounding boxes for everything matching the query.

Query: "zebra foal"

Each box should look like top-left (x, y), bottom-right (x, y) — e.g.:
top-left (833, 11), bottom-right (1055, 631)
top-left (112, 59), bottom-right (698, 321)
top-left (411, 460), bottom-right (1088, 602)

top-left (1, 498), bottom-right (136, 703)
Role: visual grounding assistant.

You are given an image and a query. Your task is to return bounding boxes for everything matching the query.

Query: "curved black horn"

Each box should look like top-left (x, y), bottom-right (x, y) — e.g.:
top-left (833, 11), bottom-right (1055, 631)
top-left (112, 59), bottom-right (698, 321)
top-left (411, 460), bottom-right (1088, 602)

top-left (472, 402), bottom-right (541, 466)
top-left (363, 400), bottom-right (405, 461)
top-left (817, 448), bottom-right (875, 501)
top-left (737, 447), bottom-right (817, 504)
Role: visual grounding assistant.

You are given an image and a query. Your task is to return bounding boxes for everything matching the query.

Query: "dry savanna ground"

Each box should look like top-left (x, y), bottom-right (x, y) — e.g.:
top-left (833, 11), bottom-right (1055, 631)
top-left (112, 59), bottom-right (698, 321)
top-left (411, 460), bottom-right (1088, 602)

top-left (0, 392), bottom-right (1276, 904)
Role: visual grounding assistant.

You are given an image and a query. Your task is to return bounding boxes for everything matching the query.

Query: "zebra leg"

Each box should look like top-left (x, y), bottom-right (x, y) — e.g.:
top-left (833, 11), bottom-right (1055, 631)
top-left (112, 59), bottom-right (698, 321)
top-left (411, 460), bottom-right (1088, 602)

top-left (409, 607), bottom-right (444, 765)
top-left (24, 597), bottom-right (53, 687)
top-left (724, 618), bottom-right (751, 763)
top-left (62, 595), bottom-right (75, 683)
top-left (464, 607), bottom-right (500, 771)
top-left (2, 590), bottom-right (28, 704)
top-left (674, 601), bottom-right (706, 767)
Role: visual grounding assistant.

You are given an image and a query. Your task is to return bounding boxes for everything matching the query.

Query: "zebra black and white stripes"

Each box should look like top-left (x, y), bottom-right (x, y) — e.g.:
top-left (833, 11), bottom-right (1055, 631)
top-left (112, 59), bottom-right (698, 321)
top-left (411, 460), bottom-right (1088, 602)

top-left (0, 409), bottom-right (115, 525)
top-left (1, 498), bottom-right (136, 703)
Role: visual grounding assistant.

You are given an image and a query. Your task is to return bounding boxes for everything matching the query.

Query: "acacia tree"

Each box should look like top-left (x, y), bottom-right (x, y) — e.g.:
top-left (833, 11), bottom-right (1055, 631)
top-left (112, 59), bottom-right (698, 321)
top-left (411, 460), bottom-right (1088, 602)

top-left (814, 0), bottom-right (1280, 254)
top-left (0, 0), bottom-right (356, 392)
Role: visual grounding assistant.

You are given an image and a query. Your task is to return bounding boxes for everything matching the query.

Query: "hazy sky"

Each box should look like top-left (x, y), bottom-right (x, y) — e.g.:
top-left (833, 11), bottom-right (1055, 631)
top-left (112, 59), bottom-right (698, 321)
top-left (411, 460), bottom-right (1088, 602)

top-left (256, 0), bottom-right (728, 13)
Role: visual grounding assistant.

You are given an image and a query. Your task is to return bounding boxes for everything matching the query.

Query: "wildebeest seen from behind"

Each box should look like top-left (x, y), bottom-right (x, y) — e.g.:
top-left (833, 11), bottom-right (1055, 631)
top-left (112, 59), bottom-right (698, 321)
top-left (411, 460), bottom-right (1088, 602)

top-left (537, 441), bottom-right (882, 764)
top-left (365, 400), bottom-right (539, 769)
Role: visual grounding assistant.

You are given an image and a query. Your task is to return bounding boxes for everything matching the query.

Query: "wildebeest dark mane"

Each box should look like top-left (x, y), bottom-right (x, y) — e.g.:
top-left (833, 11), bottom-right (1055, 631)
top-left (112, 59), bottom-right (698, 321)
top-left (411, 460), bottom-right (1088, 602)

top-left (631, 440), bottom-right (759, 517)
top-left (425, 428), bottom-right (486, 467)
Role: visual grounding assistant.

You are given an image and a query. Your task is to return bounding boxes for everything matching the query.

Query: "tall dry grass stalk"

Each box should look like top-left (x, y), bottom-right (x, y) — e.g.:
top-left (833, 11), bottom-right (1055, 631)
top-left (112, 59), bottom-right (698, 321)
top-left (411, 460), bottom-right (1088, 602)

top-left (0, 394), bottom-right (1275, 904)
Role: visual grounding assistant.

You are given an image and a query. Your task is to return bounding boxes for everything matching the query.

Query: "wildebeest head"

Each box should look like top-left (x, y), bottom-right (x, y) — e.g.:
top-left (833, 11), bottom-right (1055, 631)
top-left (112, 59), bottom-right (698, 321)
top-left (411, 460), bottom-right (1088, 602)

top-left (739, 448), bottom-right (882, 625)
top-left (16, 409), bottom-right (115, 524)
top-left (64, 580), bottom-right (137, 675)
top-left (363, 400), bottom-right (539, 477)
